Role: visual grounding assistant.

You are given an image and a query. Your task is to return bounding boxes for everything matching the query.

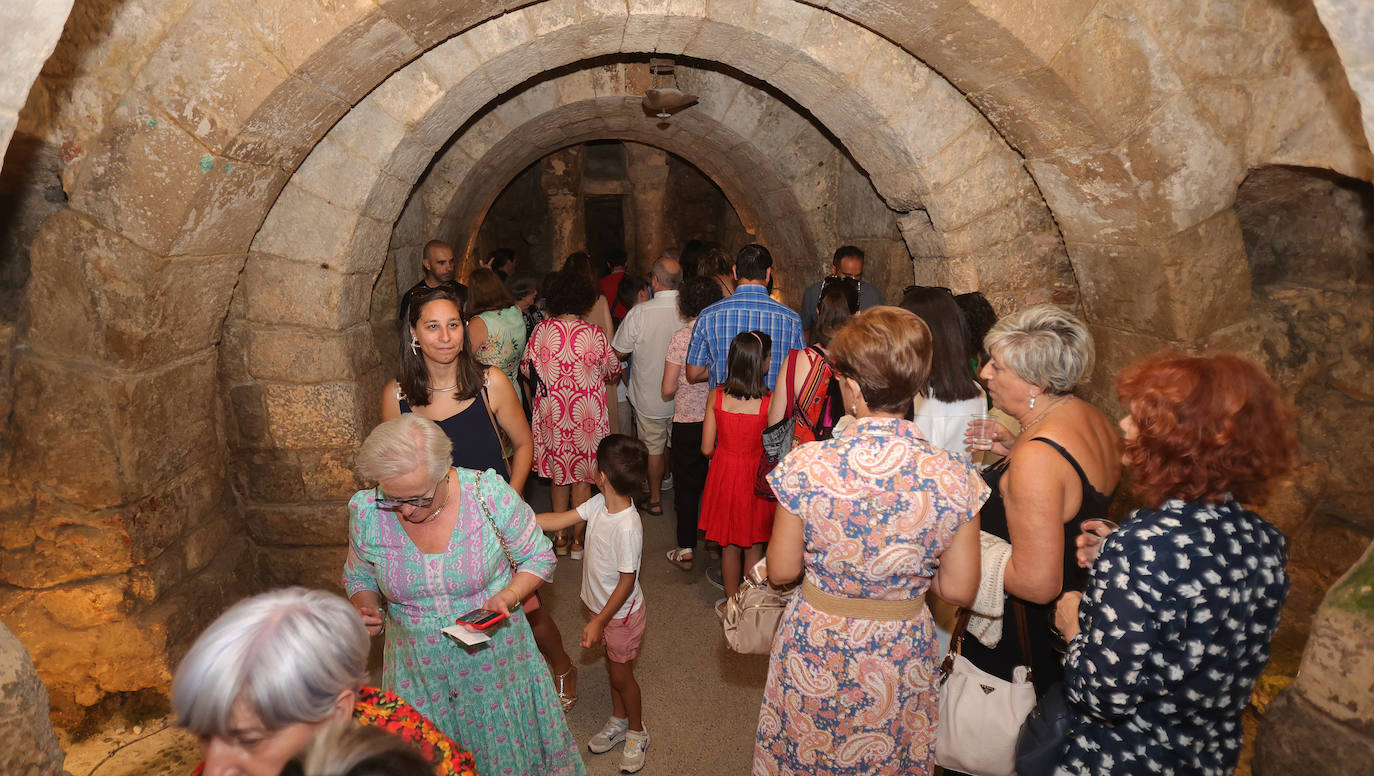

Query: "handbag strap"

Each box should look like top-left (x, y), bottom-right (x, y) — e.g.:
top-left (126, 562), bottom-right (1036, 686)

top-left (783, 347), bottom-right (799, 419)
top-left (479, 372), bottom-right (511, 478)
top-left (941, 600), bottom-right (1036, 682)
top-left (472, 471), bottom-right (518, 575)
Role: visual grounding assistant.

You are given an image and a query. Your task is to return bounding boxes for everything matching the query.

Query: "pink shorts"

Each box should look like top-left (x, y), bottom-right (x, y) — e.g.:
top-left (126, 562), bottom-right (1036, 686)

top-left (600, 604), bottom-right (646, 663)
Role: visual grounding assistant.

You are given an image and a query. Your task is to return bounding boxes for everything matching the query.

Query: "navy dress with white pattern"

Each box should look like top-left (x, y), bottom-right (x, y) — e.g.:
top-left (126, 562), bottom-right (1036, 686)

top-left (1059, 498), bottom-right (1289, 775)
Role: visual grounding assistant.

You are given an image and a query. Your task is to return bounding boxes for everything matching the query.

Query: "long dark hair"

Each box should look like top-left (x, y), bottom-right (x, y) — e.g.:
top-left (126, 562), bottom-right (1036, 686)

top-left (722, 330), bottom-right (771, 400)
top-left (900, 286), bottom-right (980, 402)
top-left (399, 286), bottom-right (484, 406)
top-left (813, 276), bottom-right (859, 346)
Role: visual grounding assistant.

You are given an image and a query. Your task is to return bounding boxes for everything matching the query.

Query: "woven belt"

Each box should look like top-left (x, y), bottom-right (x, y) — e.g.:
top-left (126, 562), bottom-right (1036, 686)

top-left (800, 579), bottom-right (926, 621)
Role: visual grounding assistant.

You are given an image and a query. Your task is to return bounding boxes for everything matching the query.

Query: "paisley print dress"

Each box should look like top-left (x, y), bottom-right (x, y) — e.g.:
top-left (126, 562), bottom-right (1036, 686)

top-left (521, 317), bottom-right (622, 485)
top-left (754, 417), bottom-right (988, 776)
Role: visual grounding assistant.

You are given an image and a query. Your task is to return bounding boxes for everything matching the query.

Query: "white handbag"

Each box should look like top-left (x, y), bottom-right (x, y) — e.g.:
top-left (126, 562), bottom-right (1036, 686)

top-left (935, 606), bottom-right (1037, 776)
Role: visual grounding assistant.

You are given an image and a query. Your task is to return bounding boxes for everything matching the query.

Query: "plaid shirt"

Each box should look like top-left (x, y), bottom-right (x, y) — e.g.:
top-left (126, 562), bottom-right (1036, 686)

top-left (685, 284), bottom-right (804, 390)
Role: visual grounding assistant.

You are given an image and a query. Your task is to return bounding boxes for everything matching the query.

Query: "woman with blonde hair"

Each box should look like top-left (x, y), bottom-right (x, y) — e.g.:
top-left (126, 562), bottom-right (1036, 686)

top-left (344, 415), bottom-right (584, 776)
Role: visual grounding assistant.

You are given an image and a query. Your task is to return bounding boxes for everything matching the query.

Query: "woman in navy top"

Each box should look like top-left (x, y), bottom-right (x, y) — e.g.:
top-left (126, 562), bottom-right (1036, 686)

top-left (1054, 352), bottom-right (1296, 775)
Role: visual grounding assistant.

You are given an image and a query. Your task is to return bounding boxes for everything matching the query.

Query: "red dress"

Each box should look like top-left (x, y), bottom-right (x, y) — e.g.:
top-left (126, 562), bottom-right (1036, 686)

top-left (700, 391), bottom-right (775, 546)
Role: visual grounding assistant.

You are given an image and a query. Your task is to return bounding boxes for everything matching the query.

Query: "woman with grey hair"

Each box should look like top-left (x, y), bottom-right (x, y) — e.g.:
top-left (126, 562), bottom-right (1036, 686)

top-left (955, 304), bottom-right (1122, 702)
top-left (343, 415), bottom-right (585, 776)
top-left (172, 586), bottom-right (476, 776)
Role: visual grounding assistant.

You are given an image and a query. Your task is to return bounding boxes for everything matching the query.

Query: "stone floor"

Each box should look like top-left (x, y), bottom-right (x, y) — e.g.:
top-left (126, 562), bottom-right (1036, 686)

top-left (61, 481), bottom-right (770, 775)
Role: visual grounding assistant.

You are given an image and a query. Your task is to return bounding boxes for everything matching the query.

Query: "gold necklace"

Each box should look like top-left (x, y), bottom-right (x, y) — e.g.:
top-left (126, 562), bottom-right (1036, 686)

top-left (1021, 395), bottom-right (1073, 432)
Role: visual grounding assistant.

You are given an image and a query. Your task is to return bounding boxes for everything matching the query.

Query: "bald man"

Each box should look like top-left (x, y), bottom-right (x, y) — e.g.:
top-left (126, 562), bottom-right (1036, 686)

top-left (398, 240), bottom-right (467, 322)
top-left (612, 257), bottom-right (685, 514)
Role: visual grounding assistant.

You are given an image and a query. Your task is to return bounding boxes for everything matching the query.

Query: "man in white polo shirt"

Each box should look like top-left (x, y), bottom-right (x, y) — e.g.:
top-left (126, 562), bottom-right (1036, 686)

top-left (612, 256), bottom-right (684, 516)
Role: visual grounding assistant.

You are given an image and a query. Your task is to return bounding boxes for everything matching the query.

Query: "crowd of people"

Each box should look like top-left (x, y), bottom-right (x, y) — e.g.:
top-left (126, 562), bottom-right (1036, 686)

top-left (172, 239), bottom-right (1297, 776)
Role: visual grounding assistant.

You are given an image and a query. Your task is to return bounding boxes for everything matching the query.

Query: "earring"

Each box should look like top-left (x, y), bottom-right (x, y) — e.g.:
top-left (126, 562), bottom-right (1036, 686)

top-left (410, 337), bottom-right (419, 355)
top-left (1029, 393), bottom-right (1037, 409)
top-left (851, 402), bottom-right (858, 416)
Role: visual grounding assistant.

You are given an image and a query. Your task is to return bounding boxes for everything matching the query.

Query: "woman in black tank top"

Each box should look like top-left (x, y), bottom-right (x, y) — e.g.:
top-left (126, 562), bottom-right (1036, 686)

top-left (380, 285), bottom-right (532, 494)
top-left (958, 305), bottom-right (1122, 698)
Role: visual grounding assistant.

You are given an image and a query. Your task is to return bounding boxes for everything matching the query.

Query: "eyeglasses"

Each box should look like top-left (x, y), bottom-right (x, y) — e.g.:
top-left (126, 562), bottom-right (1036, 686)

top-left (375, 474), bottom-right (445, 511)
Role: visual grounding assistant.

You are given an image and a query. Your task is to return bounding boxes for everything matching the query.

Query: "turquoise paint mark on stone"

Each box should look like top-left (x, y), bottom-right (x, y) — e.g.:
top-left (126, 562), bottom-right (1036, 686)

top-left (147, 119), bottom-right (157, 127)
top-left (199, 156), bottom-right (215, 173)
top-left (224, 162), bottom-right (234, 173)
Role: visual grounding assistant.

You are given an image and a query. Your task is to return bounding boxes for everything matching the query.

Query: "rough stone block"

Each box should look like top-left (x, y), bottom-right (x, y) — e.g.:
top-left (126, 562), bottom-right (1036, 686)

top-left (33, 578), bottom-right (131, 629)
top-left (228, 0), bottom-right (376, 73)
top-left (254, 183), bottom-right (360, 266)
top-left (231, 448), bottom-right (306, 503)
top-left (1025, 150), bottom-right (1145, 244)
top-left (297, 13), bottom-right (420, 105)
top-left (184, 511), bottom-right (234, 573)
top-left (1255, 686), bottom-right (1374, 775)
top-left (928, 151), bottom-right (1027, 232)
top-left (242, 322), bottom-right (378, 384)
top-left (1119, 95), bottom-right (1243, 237)
top-left (966, 0), bottom-right (1097, 63)
top-left (262, 382), bottom-right (367, 450)
top-left (245, 502), bottom-right (351, 547)
top-left (126, 462), bottom-right (227, 564)
top-left (682, 16), bottom-right (747, 64)
top-left (225, 75), bottom-right (352, 171)
top-left (168, 159), bottom-right (291, 257)
top-left (9, 355), bottom-right (123, 509)
top-left (292, 137), bottom-right (380, 214)
top-left (1295, 387), bottom-right (1374, 526)
top-left (0, 623), bottom-right (65, 775)
top-left (108, 352), bottom-right (221, 498)
top-left (256, 545), bottom-right (349, 592)
top-left (1157, 208), bottom-right (1251, 339)
top-left (1050, 0), bottom-right (1185, 144)
top-left (645, 0), bottom-right (707, 54)
top-left (67, 91), bottom-right (222, 256)
top-left (380, 0), bottom-right (512, 50)
top-left (227, 382), bottom-right (270, 444)
top-left (967, 67), bottom-right (1102, 161)
top-left (330, 94), bottom-right (409, 168)
top-left (0, 494), bottom-right (134, 588)
top-left (133, 0), bottom-right (289, 153)
top-left (302, 449), bottom-right (366, 502)
top-left (371, 62), bottom-right (446, 129)
top-left (26, 210), bottom-right (244, 369)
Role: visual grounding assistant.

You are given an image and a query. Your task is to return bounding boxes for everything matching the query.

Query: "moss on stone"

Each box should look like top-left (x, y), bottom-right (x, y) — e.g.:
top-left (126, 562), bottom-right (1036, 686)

top-left (1326, 545), bottom-right (1374, 615)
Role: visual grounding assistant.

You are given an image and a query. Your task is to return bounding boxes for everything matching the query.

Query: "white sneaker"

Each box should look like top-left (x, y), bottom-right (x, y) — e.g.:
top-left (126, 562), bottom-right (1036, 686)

top-left (620, 728), bottom-right (650, 773)
top-left (661, 473), bottom-right (674, 490)
top-left (588, 716), bottom-right (628, 754)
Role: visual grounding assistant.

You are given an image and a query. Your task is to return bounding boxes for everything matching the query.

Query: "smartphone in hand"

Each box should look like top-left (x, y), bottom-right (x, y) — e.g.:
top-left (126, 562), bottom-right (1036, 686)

top-left (455, 608), bottom-right (508, 630)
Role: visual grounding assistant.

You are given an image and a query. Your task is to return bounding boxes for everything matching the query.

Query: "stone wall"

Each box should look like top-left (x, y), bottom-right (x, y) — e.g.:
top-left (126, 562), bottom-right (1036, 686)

top-left (0, 622), bottom-right (63, 775)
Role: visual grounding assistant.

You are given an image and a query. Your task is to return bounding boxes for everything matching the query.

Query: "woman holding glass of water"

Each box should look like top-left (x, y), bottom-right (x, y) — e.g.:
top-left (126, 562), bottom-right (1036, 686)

top-left (957, 305), bottom-right (1121, 699)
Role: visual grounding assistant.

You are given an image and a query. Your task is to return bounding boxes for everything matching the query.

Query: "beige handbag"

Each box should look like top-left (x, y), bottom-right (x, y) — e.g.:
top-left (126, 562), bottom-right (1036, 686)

top-left (721, 559), bottom-right (798, 654)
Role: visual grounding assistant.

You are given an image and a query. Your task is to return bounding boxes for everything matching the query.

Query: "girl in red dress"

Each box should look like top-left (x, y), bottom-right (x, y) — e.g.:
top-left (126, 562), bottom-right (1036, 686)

top-left (700, 330), bottom-right (775, 600)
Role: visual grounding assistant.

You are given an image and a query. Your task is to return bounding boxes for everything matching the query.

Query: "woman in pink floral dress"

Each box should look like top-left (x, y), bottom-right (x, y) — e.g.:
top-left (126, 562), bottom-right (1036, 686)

top-left (756, 307), bottom-right (986, 776)
top-left (522, 268), bottom-right (622, 555)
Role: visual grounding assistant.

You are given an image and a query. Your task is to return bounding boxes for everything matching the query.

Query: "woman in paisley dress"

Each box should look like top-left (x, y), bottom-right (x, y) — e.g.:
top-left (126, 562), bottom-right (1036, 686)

top-left (1053, 352), bottom-right (1295, 775)
top-left (521, 268), bottom-right (622, 556)
top-left (755, 306), bottom-right (986, 776)
top-left (344, 415), bottom-right (585, 776)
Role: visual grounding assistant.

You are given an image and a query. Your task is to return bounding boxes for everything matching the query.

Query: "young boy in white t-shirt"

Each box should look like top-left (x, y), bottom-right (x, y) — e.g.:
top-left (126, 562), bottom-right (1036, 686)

top-left (536, 434), bottom-right (650, 773)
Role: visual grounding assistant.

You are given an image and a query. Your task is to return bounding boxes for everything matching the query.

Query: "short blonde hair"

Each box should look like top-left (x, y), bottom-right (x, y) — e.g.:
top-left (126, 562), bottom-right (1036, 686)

top-left (828, 306), bottom-right (932, 415)
top-left (983, 304), bottom-right (1094, 394)
top-left (356, 415), bottom-right (451, 483)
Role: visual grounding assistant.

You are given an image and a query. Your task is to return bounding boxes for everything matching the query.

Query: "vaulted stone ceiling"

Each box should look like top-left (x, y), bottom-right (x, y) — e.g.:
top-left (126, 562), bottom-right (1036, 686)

top-left (1, 0), bottom-right (1372, 728)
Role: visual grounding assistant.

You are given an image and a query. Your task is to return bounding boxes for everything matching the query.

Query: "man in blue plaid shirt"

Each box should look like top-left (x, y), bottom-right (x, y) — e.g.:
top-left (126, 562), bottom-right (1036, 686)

top-left (685, 244), bottom-right (804, 391)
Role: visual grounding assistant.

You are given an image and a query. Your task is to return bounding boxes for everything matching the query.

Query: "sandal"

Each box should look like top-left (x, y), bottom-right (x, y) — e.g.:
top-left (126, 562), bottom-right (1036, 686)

top-left (665, 547), bottom-right (694, 570)
top-left (553, 534), bottom-right (570, 556)
top-left (569, 542), bottom-right (584, 561)
top-left (641, 501), bottom-right (663, 516)
top-left (553, 665), bottom-right (577, 713)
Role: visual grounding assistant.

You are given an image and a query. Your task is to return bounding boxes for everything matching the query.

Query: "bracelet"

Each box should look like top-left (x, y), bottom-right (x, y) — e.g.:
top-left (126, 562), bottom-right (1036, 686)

top-left (504, 585), bottom-right (522, 603)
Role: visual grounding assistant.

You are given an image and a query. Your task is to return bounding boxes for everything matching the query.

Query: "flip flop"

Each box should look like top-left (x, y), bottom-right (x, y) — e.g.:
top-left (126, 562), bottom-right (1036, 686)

top-left (642, 501), bottom-right (663, 516)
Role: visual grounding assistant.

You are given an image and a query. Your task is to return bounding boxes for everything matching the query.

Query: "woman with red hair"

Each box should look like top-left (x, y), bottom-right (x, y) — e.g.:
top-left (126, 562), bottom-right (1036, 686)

top-left (1053, 352), bottom-right (1296, 775)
